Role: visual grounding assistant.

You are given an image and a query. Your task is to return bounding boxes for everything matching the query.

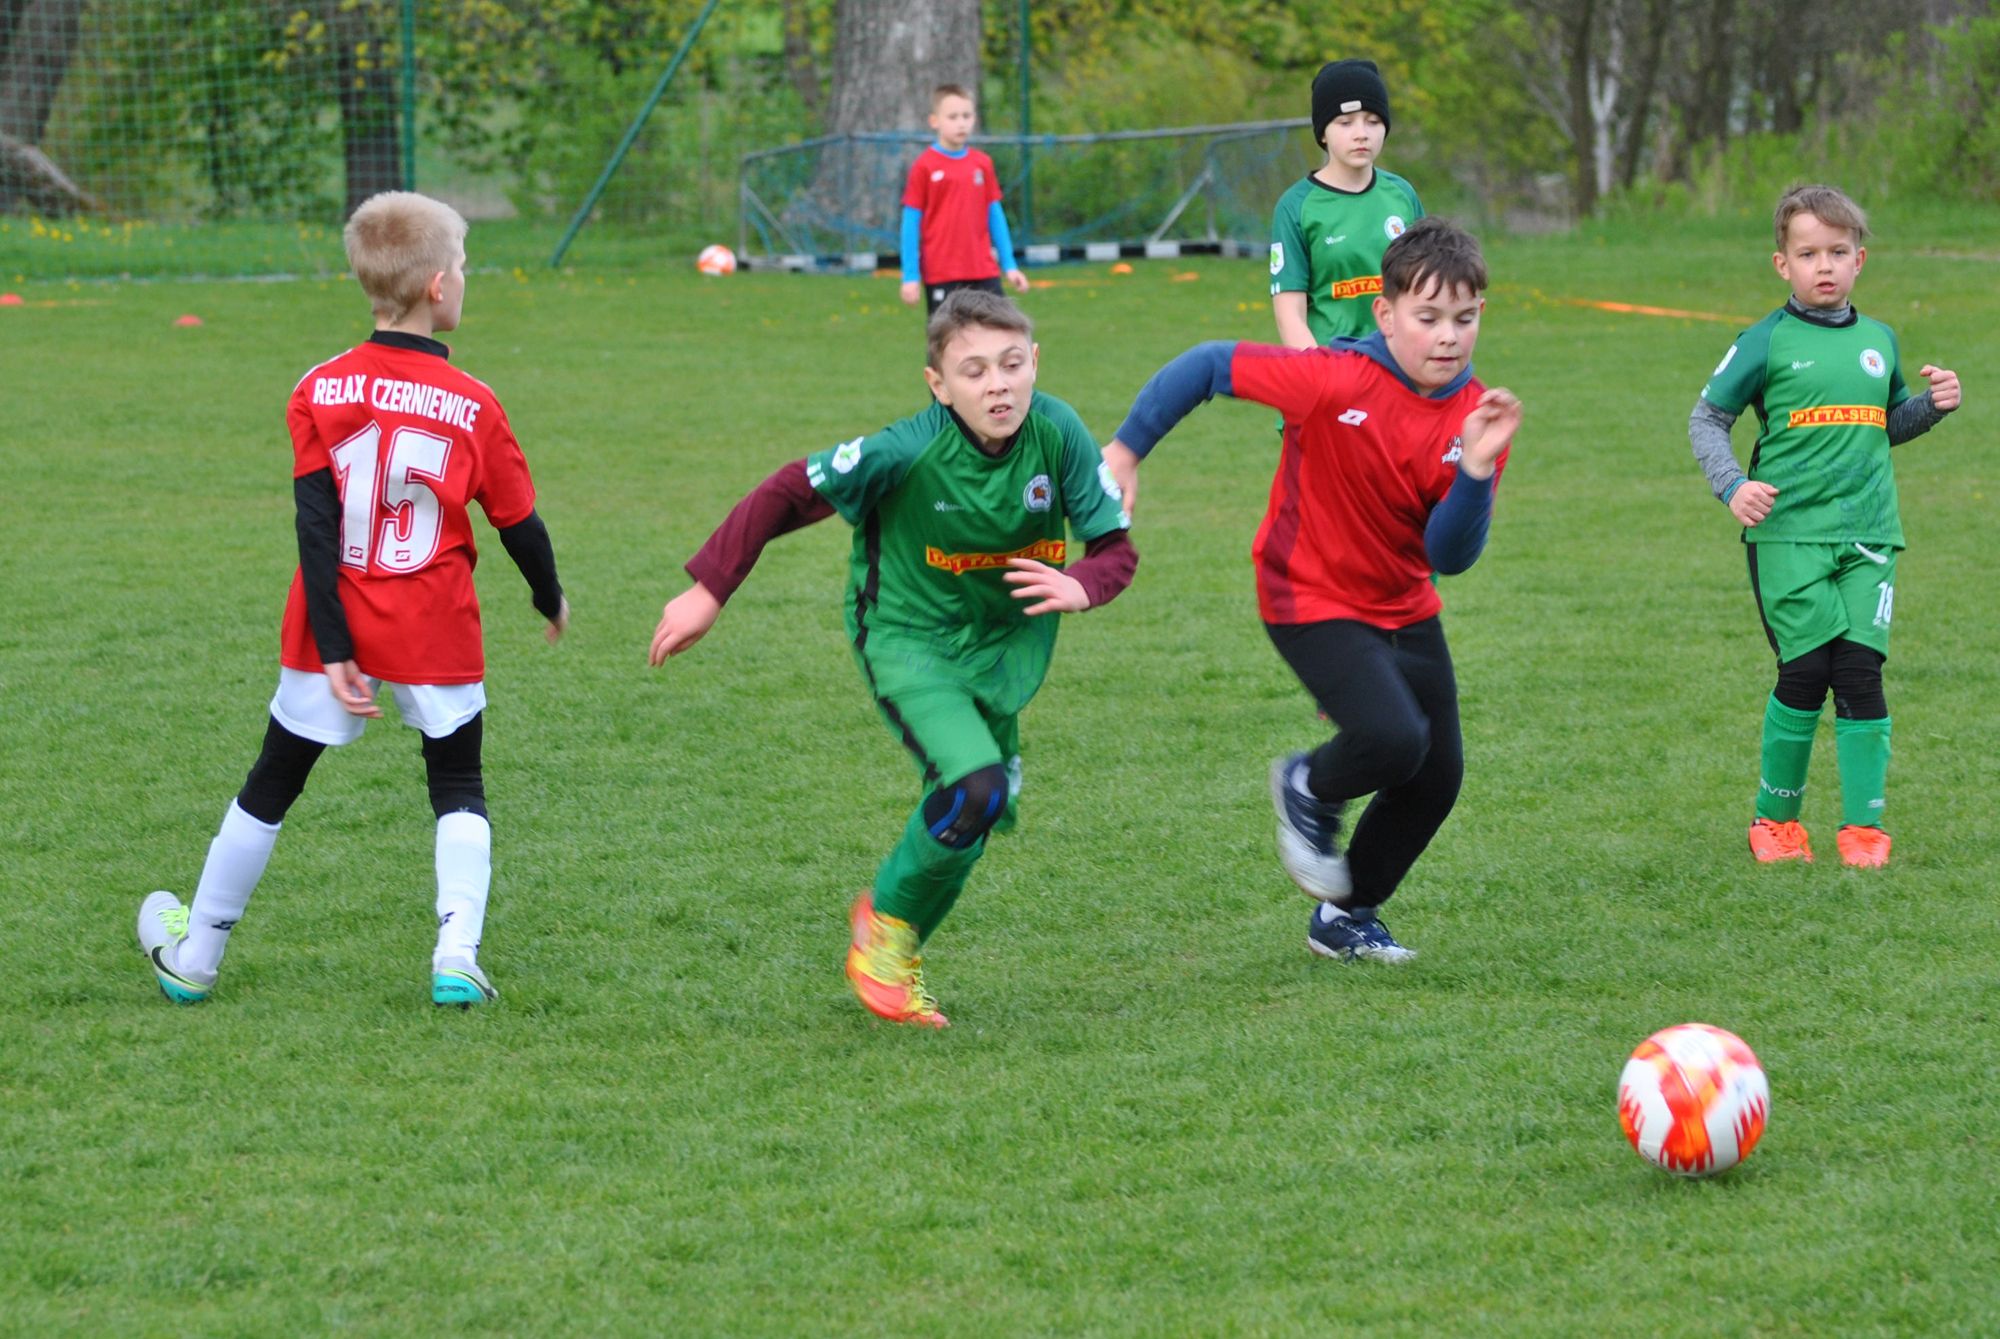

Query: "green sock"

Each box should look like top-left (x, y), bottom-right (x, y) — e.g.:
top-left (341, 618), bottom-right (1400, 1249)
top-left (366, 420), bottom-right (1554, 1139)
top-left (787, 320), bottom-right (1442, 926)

top-left (873, 806), bottom-right (982, 944)
top-left (1756, 695), bottom-right (1821, 822)
top-left (1834, 715), bottom-right (1891, 828)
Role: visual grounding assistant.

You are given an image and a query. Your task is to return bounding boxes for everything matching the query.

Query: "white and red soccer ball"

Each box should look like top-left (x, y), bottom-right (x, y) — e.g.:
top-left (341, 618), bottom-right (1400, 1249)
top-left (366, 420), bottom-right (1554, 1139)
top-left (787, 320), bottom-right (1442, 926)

top-left (1618, 1023), bottom-right (1769, 1175)
top-left (696, 244), bottom-right (737, 276)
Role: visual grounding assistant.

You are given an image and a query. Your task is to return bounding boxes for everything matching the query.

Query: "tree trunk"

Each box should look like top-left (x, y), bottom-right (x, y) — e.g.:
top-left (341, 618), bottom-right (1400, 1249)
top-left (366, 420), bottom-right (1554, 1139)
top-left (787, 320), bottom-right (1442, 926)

top-left (0, 0), bottom-right (83, 142)
top-left (328, 0), bottom-right (400, 217)
top-left (1565, 0), bottom-right (1600, 216)
top-left (809, 0), bottom-right (980, 249)
top-left (781, 0), bottom-right (821, 120)
top-left (1617, 0), bottom-right (1673, 188)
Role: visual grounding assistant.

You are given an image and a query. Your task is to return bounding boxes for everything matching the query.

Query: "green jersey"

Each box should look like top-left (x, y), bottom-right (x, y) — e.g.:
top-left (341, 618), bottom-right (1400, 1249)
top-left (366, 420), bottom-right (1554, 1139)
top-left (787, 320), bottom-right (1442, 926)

top-left (1269, 169), bottom-right (1424, 343)
top-left (1701, 305), bottom-right (1912, 546)
top-left (804, 392), bottom-right (1130, 663)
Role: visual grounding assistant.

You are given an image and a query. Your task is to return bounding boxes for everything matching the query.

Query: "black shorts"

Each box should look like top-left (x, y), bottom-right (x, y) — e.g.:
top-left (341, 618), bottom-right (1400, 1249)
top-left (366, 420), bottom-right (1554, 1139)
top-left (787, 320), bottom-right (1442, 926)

top-left (924, 277), bottom-right (1005, 316)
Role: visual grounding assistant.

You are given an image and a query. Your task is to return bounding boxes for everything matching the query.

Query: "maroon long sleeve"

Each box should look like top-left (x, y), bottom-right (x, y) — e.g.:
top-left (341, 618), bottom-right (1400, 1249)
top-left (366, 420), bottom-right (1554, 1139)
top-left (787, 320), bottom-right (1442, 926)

top-left (1067, 529), bottom-right (1138, 608)
top-left (684, 459), bottom-right (835, 604)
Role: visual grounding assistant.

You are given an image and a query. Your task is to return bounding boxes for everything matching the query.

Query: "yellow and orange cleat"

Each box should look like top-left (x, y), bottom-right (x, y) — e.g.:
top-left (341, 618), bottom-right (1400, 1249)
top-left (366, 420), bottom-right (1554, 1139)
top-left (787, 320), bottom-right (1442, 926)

top-left (1836, 824), bottom-right (1891, 868)
top-left (845, 891), bottom-right (949, 1029)
top-left (1748, 818), bottom-right (1813, 863)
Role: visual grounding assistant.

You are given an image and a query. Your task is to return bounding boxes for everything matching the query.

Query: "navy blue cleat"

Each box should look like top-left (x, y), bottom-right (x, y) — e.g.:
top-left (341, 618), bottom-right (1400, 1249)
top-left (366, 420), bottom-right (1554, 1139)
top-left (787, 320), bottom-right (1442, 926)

top-left (1269, 753), bottom-right (1351, 901)
top-left (1307, 905), bottom-right (1416, 963)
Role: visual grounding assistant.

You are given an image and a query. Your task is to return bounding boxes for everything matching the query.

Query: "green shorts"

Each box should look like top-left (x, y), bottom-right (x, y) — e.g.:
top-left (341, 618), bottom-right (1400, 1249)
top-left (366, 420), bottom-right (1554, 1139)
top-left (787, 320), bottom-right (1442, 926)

top-left (1747, 540), bottom-right (1898, 662)
top-left (853, 629), bottom-right (1043, 807)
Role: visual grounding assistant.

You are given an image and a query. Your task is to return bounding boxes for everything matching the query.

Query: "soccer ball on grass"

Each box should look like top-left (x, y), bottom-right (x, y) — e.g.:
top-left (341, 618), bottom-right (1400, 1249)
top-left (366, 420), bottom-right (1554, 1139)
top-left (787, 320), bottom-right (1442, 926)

top-left (696, 244), bottom-right (737, 276)
top-left (1617, 1022), bottom-right (1769, 1175)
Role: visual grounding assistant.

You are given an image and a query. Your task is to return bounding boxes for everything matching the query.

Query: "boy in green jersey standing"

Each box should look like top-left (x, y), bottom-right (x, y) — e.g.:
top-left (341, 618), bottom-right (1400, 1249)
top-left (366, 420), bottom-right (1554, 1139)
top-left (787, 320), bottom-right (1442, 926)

top-left (1269, 59), bottom-right (1424, 347)
top-left (649, 292), bottom-right (1136, 1028)
top-left (1689, 184), bottom-right (1961, 868)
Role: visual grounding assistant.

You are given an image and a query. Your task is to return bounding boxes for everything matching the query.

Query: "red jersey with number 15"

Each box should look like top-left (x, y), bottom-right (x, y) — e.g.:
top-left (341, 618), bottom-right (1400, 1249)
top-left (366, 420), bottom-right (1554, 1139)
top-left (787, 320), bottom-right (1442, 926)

top-left (1230, 342), bottom-right (1505, 628)
top-left (279, 339), bottom-right (537, 684)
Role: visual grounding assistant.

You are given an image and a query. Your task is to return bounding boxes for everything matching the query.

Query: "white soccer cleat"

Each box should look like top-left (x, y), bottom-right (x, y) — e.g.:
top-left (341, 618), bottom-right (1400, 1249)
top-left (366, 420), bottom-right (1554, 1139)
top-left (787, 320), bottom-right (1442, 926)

top-left (136, 890), bottom-right (217, 1003)
top-left (1269, 753), bottom-right (1352, 901)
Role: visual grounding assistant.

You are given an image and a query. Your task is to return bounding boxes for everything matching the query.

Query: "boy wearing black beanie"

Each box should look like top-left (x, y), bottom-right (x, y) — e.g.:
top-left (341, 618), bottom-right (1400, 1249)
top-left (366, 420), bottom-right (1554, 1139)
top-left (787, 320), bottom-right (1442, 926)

top-left (1270, 58), bottom-right (1425, 348)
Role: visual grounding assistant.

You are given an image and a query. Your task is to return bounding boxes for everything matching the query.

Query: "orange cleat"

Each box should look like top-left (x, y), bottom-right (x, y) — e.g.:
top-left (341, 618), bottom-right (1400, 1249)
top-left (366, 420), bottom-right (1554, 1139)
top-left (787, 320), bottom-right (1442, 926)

top-left (1748, 818), bottom-right (1813, 863)
top-left (845, 893), bottom-right (949, 1029)
top-left (1836, 824), bottom-right (1891, 868)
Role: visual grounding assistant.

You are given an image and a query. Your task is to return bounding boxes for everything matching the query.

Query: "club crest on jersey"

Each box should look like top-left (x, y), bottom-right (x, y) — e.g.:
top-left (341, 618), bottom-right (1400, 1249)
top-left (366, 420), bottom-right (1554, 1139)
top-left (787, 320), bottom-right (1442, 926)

top-left (1384, 215), bottom-right (1407, 240)
top-left (974, 169), bottom-right (984, 185)
top-left (1269, 242), bottom-right (1285, 275)
top-left (1023, 474), bottom-right (1052, 512)
top-left (1441, 435), bottom-right (1464, 464)
top-left (930, 170), bottom-right (944, 182)
top-left (1860, 348), bottom-right (1886, 377)
top-left (831, 437), bottom-right (864, 474)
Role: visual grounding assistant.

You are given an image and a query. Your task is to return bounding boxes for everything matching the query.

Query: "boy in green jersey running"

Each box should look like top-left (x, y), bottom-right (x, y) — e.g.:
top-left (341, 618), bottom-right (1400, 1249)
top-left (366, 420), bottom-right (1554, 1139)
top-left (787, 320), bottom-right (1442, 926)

top-left (1269, 59), bottom-right (1424, 348)
top-left (649, 292), bottom-right (1136, 1028)
top-left (1689, 184), bottom-right (1961, 868)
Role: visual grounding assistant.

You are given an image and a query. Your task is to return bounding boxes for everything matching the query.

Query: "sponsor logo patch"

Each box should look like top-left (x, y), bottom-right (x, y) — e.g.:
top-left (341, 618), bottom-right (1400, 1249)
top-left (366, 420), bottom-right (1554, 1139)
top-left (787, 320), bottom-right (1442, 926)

top-left (1330, 275), bottom-right (1382, 301)
top-left (1269, 242), bottom-right (1284, 275)
top-left (1096, 461), bottom-right (1123, 501)
top-left (831, 437), bottom-right (864, 473)
top-left (924, 537), bottom-right (1067, 575)
top-left (1786, 405), bottom-right (1887, 429)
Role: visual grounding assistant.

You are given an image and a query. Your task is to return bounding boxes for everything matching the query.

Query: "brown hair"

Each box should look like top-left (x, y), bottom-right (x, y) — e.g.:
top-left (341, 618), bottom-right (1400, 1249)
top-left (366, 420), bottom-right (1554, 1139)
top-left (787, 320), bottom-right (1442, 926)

top-left (343, 191), bottom-right (467, 320)
top-left (926, 289), bottom-right (1033, 369)
top-left (1773, 184), bottom-right (1868, 249)
top-left (931, 83), bottom-right (972, 109)
top-left (1380, 216), bottom-right (1487, 301)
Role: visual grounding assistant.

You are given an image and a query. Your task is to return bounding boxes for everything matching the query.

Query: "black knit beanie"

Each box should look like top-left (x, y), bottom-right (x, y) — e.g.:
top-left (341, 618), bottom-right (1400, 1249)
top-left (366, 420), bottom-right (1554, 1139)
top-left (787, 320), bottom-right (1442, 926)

top-left (1312, 59), bottom-right (1391, 144)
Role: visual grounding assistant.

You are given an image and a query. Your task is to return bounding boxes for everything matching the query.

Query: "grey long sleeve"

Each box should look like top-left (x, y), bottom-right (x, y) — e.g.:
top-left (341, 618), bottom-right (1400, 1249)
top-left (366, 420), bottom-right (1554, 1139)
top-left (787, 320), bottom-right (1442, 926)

top-left (1688, 397), bottom-right (1745, 502)
top-left (1887, 389), bottom-right (1946, 445)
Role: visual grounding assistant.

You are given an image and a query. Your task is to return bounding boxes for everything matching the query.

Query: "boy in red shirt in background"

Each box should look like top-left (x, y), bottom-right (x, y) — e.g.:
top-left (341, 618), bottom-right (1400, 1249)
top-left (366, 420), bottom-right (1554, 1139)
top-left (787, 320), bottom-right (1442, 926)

top-left (136, 191), bottom-right (568, 1008)
top-left (899, 84), bottom-right (1029, 316)
top-left (1102, 217), bottom-right (1520, 963)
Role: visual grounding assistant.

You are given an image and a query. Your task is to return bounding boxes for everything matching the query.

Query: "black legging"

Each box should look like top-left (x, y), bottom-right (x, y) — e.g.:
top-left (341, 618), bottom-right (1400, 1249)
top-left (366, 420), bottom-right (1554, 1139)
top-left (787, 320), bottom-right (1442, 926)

top-left (1265, 616), bottom-right (1463, 908)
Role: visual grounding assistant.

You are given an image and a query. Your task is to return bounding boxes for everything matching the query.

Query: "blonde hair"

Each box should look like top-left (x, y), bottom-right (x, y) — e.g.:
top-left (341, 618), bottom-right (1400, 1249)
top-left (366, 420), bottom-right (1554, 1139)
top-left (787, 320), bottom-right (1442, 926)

top-left (343, 191), bottom-right (467, 319)
top-left (1774, 184), bottom-right (1868, 250)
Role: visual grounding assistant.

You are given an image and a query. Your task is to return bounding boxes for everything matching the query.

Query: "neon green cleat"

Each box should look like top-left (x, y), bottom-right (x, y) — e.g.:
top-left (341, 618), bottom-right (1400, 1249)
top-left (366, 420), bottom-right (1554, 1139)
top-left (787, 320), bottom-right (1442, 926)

top-left (432, 957), bottom-right (497, 1008)
top-left (136, 891), bottom-right (216, 1003)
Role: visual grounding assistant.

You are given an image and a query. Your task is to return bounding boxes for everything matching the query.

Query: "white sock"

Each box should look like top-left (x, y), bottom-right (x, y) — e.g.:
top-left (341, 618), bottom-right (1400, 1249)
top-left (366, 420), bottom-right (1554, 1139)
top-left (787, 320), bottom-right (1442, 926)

top-left (182, 801), bottom-right (281, 975)
top-left (433, 812), bottom-right (492, 967)
top-left (1315, 902), bottom-right (1351, 924)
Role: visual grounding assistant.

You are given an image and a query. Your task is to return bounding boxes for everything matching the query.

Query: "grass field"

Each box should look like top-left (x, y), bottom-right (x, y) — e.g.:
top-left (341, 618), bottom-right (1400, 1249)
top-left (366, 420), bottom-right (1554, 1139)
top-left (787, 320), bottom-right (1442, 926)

top-left (4, 220), bottom-right (1998, 1336)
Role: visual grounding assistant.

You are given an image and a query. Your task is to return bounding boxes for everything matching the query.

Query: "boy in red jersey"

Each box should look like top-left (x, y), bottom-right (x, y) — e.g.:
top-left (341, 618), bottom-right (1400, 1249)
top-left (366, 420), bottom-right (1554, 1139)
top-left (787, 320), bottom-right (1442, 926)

top-left (899, 84), bottom-right (1029, 316)
top-left (1102, 217), bottom-right (1519, 962)
top-left (135, 192), bottom-right (568, 1008)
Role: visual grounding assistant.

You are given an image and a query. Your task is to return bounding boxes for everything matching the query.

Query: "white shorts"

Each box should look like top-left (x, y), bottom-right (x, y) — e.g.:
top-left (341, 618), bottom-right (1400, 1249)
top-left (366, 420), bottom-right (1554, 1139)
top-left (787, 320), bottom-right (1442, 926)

top-left (270, 668), bottom-right (486, 746)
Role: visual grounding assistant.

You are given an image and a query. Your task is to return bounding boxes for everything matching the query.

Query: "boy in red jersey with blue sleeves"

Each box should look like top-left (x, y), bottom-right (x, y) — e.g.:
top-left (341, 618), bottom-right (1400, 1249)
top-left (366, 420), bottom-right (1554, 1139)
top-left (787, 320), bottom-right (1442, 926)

top-left (1103, 217), bottom-right (1519, 962)
top-left (899, 84), bottom-right (1029, 317)
top-left (135, 192), bottom-right (568, 1008)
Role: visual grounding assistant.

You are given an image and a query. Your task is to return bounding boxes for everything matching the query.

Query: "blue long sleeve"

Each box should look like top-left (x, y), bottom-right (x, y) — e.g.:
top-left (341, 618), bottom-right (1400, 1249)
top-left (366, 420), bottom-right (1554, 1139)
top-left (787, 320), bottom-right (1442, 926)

top-left (1113, 342), bottom-right (1237, 457)
top-left (900, 206), bottom-right (922, 284)
top-left (1423, 467), bottom-right (1497, 574)
top-left (987, 201), bottom-right (1018, 272)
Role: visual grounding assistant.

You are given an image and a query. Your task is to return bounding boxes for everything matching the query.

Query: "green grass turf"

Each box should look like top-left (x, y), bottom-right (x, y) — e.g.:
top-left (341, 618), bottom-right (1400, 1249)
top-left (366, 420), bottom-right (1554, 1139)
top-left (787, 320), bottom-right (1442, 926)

top-left (3, 224), bottom-right (1997, 1336)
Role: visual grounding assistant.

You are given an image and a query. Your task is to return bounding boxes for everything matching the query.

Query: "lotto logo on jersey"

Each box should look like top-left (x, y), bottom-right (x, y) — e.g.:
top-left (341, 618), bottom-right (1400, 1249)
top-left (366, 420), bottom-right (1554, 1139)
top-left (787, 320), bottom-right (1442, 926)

top-left (925, 537), bottom-right (1066, 575)
top-left (1860, 348), bottom-right (1887, 377)
top-left (1329, 275), bottom-right (1383, 301)
top-left (1384, 215), bottom-right (1407, 239)
top-left (1786, 405), bottom-right (1887, 430)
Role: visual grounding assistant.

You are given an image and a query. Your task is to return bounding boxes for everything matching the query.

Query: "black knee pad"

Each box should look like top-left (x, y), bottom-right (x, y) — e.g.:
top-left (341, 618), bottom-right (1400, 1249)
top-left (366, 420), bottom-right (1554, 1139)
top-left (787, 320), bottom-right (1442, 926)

top-left (237, 717), bottom-right (326, 824)
top-left (1773, 644), bottom-right (1833, 713)
top-left (922, 763), bottom-right (1010, 850)
top-left (421, 713), bottom-right (487, 818)
top-left (1829, 639), bottom-right (1887, 719)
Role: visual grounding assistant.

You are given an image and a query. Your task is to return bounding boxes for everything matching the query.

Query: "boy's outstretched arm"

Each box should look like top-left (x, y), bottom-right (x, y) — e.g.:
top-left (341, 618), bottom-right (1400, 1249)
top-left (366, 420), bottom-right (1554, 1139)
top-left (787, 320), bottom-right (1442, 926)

top-left (1100, 340), bottom-right (1240, 517)
top-left (648, 459), bottom-right (835, 665)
